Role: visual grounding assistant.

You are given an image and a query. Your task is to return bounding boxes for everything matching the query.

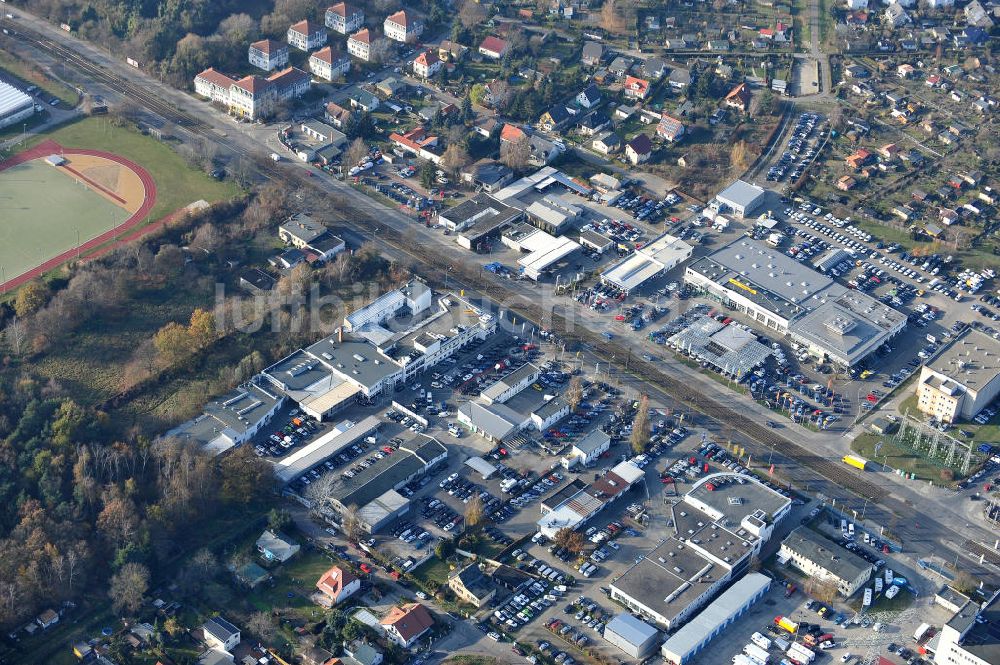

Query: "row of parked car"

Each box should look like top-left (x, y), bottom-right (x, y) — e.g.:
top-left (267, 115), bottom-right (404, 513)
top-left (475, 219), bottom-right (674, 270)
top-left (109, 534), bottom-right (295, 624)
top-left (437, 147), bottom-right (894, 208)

top-left (490, 578), bottom-right (564, 632)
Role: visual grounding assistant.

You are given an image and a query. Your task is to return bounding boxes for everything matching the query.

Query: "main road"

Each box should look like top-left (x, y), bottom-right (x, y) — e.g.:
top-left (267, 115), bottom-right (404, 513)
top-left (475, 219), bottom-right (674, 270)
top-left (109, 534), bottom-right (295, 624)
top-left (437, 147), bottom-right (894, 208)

top-left (6, 8), bottom-right (998, 584)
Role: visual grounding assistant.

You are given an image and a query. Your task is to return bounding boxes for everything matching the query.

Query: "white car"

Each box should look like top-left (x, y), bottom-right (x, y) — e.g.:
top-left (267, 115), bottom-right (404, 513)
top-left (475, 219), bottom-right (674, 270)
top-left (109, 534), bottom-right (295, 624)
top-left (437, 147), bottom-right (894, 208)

top-left (841, 654), bottom-right (853, 663)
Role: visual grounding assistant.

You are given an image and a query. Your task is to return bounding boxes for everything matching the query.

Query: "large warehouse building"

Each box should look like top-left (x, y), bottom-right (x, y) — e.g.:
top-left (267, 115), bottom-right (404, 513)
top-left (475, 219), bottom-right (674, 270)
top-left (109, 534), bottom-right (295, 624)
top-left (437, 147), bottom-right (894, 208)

top-left (778, 527), bottom-right (873, 597)
top-left (684, 238), bottom-right (906, 367)
top-left (0, 81), bottom-right (36, 131)
top-left (916, 329), bottom-right (1000, 423)
top-left (611, 473), bottom-right (790, 629)
top-left (601, 232), bottom-right (693, 295)
top-left (660, 573), bottom-right (772, 665)
top-left (711, 180), bottom-right (767, 218)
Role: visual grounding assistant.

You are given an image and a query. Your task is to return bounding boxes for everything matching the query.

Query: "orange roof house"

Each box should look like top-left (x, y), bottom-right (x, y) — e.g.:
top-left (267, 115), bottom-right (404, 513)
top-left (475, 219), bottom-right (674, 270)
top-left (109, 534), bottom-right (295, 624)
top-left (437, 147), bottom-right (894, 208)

top-left (724, 82), bottom-right (752, 112)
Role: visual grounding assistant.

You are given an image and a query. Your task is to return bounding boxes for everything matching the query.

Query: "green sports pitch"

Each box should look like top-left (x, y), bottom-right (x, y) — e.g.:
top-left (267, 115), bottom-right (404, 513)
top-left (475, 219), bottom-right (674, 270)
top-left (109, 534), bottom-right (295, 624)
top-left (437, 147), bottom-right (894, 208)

top-left (0, 158), bottom-right (125, 283)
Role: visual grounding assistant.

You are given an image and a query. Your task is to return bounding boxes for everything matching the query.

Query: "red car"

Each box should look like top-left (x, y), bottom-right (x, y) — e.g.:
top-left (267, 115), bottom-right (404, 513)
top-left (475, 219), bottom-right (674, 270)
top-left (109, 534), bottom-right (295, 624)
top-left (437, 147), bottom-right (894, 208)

top-left (359, 563), bottom-right (372, 573)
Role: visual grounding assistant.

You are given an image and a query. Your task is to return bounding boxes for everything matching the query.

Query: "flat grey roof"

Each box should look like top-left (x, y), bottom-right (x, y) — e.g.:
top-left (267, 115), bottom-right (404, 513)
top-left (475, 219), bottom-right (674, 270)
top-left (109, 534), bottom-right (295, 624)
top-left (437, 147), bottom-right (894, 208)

top-left (686, 472), bottom-right (791, 524)
top-left (264, 349), bottom-right (337, 393)
top-left (717, 180), bottom-right (765, 209)
top-left (305, 337), bottom-right (401, 391)
top-left (573, 429), bottom-right (611, 455)
top-left (605, 613), bottom-right (659, 647)
top-left (612, 539), bottom-right (721, 624)
top-left (481, 363), bottom-right (538, 401)
top-left (793, 290), bottom-right (906, 363)
top-left (781, 527), bottom-right (872, 583)
top-left (660, 573), bottom-right (771, 660)
top-left (541, 478), bottom-right (587, 512)
top-left (332, 433), bottom-right (446, 508)
top-left (441, 193), bottom-right (520, 229)
top-left (951, 595), bottom-right (1000, 665)
top-left (275, 416), bottom-right (381, 483)
top-left (925, 328), bottom-right (1000, 393)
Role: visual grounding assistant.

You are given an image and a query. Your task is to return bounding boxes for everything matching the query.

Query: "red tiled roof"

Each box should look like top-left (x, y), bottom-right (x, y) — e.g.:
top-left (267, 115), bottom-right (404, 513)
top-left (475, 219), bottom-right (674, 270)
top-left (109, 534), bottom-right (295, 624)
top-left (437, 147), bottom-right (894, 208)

top-left (415, 50), bottom-right (440, 67)
top-left (326, 101), bottom-right (351, 119)
top-left (479, 36), bottom-right (508, 55)
top-left (196, 67), bottom-right (237, 89)
top-left (290, 19), bottom-right (321, 35)
top-left (251, 39), bottom-right (284, 54)
top-left (327, 2), bottom-right (355, 18)
top-left (350, 28), bottom-right (371, 44)
top-left (232, 75), bottom-right (272, 95)
top-left (316, 566), bottom-right (358, 600)
top-left (380, 603), bottom-right (433, 641)
top-left (386, 10), bottom-right (416, 28)
top-left (312, 46), bottom-right (335, 64)
top-left (500, 124), bottom-right (527, 142)
top-left (623, 76), bottom-right (650, 96)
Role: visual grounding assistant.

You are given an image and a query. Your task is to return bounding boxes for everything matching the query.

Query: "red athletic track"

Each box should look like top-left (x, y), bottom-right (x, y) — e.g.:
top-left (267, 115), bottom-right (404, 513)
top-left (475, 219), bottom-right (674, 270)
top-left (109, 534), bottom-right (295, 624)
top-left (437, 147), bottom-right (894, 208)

top-left (0, 139), bottom-right (157, 293)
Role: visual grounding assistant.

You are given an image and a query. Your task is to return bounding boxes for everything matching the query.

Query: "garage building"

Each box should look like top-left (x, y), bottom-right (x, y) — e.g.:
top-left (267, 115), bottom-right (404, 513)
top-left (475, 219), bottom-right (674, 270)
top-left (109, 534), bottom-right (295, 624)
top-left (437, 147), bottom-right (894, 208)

top-left (603, 614), bottom-right (661, 659)
top-left (712, 180), bottom-right (766, 217)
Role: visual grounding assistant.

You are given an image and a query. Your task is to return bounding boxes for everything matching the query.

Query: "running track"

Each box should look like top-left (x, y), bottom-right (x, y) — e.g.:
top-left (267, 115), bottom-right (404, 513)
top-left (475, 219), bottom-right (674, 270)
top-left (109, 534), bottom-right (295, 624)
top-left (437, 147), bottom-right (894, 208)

top-left (0, 139), bottom-right (157, 293)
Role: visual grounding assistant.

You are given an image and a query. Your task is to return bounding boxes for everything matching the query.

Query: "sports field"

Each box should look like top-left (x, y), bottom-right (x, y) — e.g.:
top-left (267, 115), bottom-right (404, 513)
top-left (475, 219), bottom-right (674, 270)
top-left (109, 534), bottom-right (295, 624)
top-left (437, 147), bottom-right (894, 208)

top-left (0, 158), bottom-right (128, 282)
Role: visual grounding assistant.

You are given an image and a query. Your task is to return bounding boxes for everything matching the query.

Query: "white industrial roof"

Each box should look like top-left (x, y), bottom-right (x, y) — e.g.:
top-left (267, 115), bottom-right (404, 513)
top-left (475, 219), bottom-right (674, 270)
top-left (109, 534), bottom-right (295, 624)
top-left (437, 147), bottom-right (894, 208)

top-left (602, 233), bottom-right (692, 292)
top-left (716, 180), bottom-right (765, 210)
top-left (518, 234), bottom-right (580, 276)
top-left (605, 613), bottom-right (659, 647)
top-left (660, 573), bottom-right (772, 661)
top-left (464, 456), bottom-right (498, 479)
top-left (0, 82), bottom-right (33, 118)
top-left (275, 416), bottom-right (379, 483)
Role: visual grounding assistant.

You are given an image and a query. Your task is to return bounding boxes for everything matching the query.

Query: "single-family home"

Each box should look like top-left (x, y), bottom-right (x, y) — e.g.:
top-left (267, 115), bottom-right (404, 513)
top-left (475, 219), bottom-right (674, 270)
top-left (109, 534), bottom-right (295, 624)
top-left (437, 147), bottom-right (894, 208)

top-left (347, 87), bottom-right (380, 111)
top-left (837, 175), bottom-right (857, 191)
top-left (479, 36), bottom-right (509, 60)
top-left (539, 105), bottom-right (572, 131)
top-left (448, 564), bottom-right (496, 608)
top-left (287, 20), bottom-right (327, 51)
top-left (846, 148), bottom-right (873, 169)
top-left (625, 134), bottom-right (653, 165)
top-left (884, 2), bottom-right (910, 27)
top-left (310, 46), bottom-right (351, 81)
top-left (348, 28), bottom-right (373, 61)
top-left (316, 565), bottom-right (361, 604)
top-left (325, 101), bottom-right (352, 128)
top-left (256, 529), bottom-right (300, 562)
top-left (609, 56), bottom-right (632, 77)
top-left (622, 76), bottom-right (651, 100)
top-left (578, 111), bottom-right (611, 136)
top-left (668, 68), bottom-right (691, 89)
top-left (964, 0), bottom-right (994, 29)
top-left (897, 64), bottom-right (915, 78)
top-left (380, 603), bottom-right (434, 648)
top-left (577, 83), bottom-right (602, 109)
top-left (656, 114), bottom-right (685, 142)
top-left (724, 82), bottom-right (752, 112)
top-left (879, 143), bottom-right (902, 160)
top-left (384, 9), bottom-right (423, 43)
top-left (438, 40), bottom-right (468, 62)
top-left (240, 268), bottom-right (277, 294)
top-left (528, 134), bottom-right (564, 166)
top-left (643, 57), bottom-right (668, 80)
top-left (36, 609), bottom-right (59, 629)
top-left (413, 50), bottom-right (442, 78)
top-left (592, 132), bottom-right (622, 155)
top-left (248, 39), bottom-right (289, 72)
top-left (202, 616), bottom-right (240, 652)
top-left (325, 2), bottom-right (365, 34)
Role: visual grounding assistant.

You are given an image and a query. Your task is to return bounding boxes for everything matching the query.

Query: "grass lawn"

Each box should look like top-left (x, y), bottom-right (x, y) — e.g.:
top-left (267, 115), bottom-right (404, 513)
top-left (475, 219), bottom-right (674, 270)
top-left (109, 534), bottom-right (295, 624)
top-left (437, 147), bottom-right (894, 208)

top-left (245, 549), bottom-right (336, 618)
top-left (0, 49), bottom-right (80, 105)
top-left (23, 116), bottom-right (241, 222)
top-left (851, 432), bottom-right (957, 484)
top-left (411, 555), bottom-right (453, 589)
top-left (15, 603), bottom-right (116, 665)
top-left (0, 158), bottom-right (124, 282)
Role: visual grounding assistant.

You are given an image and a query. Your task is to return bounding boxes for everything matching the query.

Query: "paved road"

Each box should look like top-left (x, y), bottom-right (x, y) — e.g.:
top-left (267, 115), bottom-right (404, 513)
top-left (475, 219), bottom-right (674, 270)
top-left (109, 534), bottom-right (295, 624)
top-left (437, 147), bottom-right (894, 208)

top-left (10, 6), bottom-right (999, 585)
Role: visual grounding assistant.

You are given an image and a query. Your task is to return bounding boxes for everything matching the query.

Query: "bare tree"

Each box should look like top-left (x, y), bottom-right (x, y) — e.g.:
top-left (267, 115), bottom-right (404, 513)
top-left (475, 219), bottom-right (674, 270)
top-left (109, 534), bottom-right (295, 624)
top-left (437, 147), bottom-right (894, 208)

top-left (369, 37), bottom-right (392, 65)
top-left (501, 136), bottom-right (532, 171)
top-left (246, 611), bottom-right (277, 641)
top-left (344, 138), bottom-right (368, 169)
top-left (464, 495), bottom-right (484, 529)
top-left (108, 562), bottom-right (150, 615)
top-left (630, 394), bottom-right (650, 454)
top-left (565, 376), bottom-right (583, 411)
top-left (440, 144), bottom-right (470, 178)
top-left (458, 0), bottom-right (487, 29)
top-left (341, 504), bottom-right (362, 543)
top-left (600, 0), bottom-right (633, 34)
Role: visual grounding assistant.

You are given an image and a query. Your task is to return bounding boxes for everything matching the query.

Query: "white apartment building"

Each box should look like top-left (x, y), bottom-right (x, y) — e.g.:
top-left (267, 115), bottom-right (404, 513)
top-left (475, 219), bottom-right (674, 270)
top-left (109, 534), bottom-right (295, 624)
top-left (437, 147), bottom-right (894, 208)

top-left (248, 39), bottom-right (289, 72)
top-left (325, 2), bottom-right (365, 34)
top-left (384, 9), bottom-right (423, 43)
top-left (287, 19), bottom-right (327, 51)
top-left (309, 46), bottom-right (351, 81)
top-left (348, 29), bottom-right (372, 61)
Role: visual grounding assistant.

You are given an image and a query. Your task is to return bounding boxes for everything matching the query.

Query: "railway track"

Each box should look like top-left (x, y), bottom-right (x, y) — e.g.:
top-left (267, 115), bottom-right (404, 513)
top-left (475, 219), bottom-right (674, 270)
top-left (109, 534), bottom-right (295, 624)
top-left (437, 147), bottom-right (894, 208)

top-left (5, 22), bottom-right (917, 512)
top-left (964, 539), bottom-right (1000, 568)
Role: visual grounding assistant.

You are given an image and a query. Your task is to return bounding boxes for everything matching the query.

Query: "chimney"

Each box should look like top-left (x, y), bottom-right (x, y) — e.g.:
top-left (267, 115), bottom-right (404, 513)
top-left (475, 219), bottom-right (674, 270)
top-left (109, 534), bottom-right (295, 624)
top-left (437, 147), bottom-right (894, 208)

top-left (338, 326), bottom-right (343, 343)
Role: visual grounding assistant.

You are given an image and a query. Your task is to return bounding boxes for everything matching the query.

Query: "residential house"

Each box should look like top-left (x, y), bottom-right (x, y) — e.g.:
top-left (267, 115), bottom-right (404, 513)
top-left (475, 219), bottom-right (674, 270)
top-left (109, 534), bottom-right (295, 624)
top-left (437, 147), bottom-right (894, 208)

top-left (343, 641), bottom-right (384, 665)
top-left (668, 68), bottom-right (691, 89)
top-left (234, 561), bottom-right (270, 588)
top-left (581, 41), bottom-right (603, 67)
top-left (384, 10), bottom-right (423, 43)
top-left (380, 603), bottom-right (434, 648)
top-left (724, 82), bottom-right (752, 112)
top-left (461, 160), bottom-right (514, 192)
top-left (256, 530), bottom-right (300, 562)
top-left (592, 132), bottom-right (622, 155)
top-left (884, 2), bottom-right (910, 28)
top-left (846, 148), bottom-right (873, 169)
top-left (271, 248), bottom-right (306, 269)
top-left (472, 116), bottom-right (499, 138)
top-left (376, 77), bottom-right (407, 98)
top-left (347, 87), bottom-right (380, 111)
top-left (310, 46), bottom-right (351, 81)
top-left (202, 616), bottom-right (240, 652)
top-left (479, 36), bottom-right (509, 60)
top-left (500, 123), bottom-right (528, 146)
top-left (37, 609), bottom-right (59, 629)
top-left (438, 40), bottom-right (468, 62)
top-left (614, 104), bottom-right (636, 120)
top-left (269, 67), bottom-right (311, 103)
top-left (228, 75), bottom-right (277, 120)
top-left (622, 76), bottom-right (651, 100)
top-left (578, 111), bottom-right (611, 136)
top-left (248, 39), bottom-right (289, 72)
top-left (707, 39), bottom-right (730, 51)
top-left (239, 268), bottom-right (277, 294)
top-left (413, 50), bottom-right (442, 78)
top-left (389, 126), bottom-right (441, 163)
top-left (448, 564), bottom-right (496, 608)
top-left (316, 565), bottom-right (361, 604)
top-left (837, 175), bottom-right (858, 191)
top-left (325, 2), bottom-right (365, 34)
top-left (625, 134), bottom-right (653, 165)
top-left (656, 114), bottom-right (685, 142)
top-left (528, 134), bottom-right (564, 166)
top-left (897, 64), bottom-right (916, 78)
top-left (577, 83), bottom-right (602, 109)
top-left (301, 646), bottom-right (337, 665)
top-left (195, 68), bottom-right (238, 105)
top-left (844, 64), bottom-right (869, 78)
top-left (325, 101), bottom-right (352, 128)
top-left (964, 0), bottom-right (994, 29)
top-left (609, 56), bottom-right (632, 77)
top-left (348, 29), bottom-right (373, 61)
top-left (879, 143), bottom-right (903, 160)
top-left (643, 57), bottom-right (668, 80)
top-left (288, 20), bottom-right (327, 51)
top-left (539, 105), bottom-right (572, 131)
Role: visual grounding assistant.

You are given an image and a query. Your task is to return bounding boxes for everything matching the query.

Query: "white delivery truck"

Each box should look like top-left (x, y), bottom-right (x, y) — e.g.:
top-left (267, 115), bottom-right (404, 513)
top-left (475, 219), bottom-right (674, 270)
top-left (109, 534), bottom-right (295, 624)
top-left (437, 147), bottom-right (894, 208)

top-left (787, 644), bottom-right (816, 664)
top-left (732, 656), bottom-right (756, 665)
top-left (751, 632), bottom-right (773, 650)
top-left (774, 638), bottom-right (790, 652)
top-left (744, 643), bottom-right (771, 664)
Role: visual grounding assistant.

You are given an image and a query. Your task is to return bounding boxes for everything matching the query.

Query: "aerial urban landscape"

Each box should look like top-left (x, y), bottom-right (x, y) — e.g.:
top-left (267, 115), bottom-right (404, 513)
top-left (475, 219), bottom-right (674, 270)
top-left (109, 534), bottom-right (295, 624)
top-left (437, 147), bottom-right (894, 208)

top-left (0, 1), bottom-right (998, 665)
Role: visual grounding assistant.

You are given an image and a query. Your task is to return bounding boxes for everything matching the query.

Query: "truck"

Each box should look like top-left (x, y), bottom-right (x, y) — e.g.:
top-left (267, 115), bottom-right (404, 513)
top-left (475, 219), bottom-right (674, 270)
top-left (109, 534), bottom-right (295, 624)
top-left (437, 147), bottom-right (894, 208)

top-left (732, 656), bottom-right (757, 665)
top-left (750, 633), bottom-right (772, 651)
top-left (775, 616), bottom-right (799, 634)
top-left (863, 588), bottom-right (872, 607)
top-left (787, 644), bottom-right (815, 664)
top-left (842, 455), bottom-right (870, 471)
top-left (914, 623), bottom-right (933, 643)
top-left (774, 638), bottom-right (790, 652)
top-left (744, 643), bottom-right (770, 664)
